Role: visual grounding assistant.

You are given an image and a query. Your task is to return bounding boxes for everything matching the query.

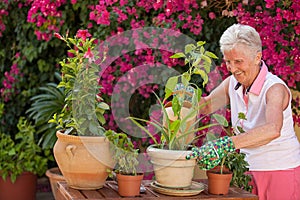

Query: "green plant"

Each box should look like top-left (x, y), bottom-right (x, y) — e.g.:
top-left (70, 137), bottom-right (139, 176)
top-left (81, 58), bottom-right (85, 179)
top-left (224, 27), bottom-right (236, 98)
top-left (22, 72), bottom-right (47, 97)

top-left (26, 73), bottom-right (64, 149)
top-left (224, 152), bottom-right (252, 192)
top-left (0, 117), bottom-right (53, 183)
top-left (129, 41), bottom-right (228, 150)
top-left (105, 130), bottom-right (139, 176)
top-left (48, 32), bottom-right (110, 136)
top-left (207, 112), bottom-right (252, 192)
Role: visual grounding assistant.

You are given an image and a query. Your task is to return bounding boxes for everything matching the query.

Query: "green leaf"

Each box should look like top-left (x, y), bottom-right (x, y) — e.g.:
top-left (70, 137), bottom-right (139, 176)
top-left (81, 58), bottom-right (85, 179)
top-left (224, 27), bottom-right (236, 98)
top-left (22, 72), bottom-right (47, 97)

top-left (170, 120), bottom-right (180, 133)
top-left (192, 57), bottom-right (202, 67)
top-left (237, 126), bottom-right (245, 133)
top-left (165, 76), bottom-right (178, 97)
top-left (8, 149), bottom-right (16, 156)
top-left (196, 41), bottom-right (206, 47)
top-left (97, 102), bottom-right (110, 110)
top-left (200, 54), bottom-right (212, 64)
top-left (171, 97), bottom-right (180, 117)
top-left (205, 51), bottom-right (218, 59)
top-left (185, 44), bottom-right (196, 54)
top-left (238, 112), bottom-right (247, 120)
top-left (212, 113), bottom-right (228, 127)
top-left (170, 52), bottom-right (186, 59)
top-left (193, 69), bottom-right (208, 87)
top-left (206, 132), bottom-right (218, 141)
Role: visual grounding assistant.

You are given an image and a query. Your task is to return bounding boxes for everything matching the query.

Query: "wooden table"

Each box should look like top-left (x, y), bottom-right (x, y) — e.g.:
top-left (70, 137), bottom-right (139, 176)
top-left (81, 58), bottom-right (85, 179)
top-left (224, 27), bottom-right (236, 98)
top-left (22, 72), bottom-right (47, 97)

top-left (56, 180), bottom-right (258, 200)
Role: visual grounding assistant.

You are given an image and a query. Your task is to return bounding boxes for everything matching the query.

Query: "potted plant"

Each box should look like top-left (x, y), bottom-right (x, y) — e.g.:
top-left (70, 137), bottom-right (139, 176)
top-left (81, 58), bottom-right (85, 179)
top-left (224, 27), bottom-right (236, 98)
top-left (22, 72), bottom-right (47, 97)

top-left (129, 41), bottom-right (228, 189)
top-left (105, 130), bottom-right (143, 197)
top-left (26, 72), bottom-right (64, 150)
top-left (205, 113), bottom-right (252, 195)
top-left (25, 74), bottom-right (66, 198)
top-left (0, 117), bottom-right (52, 200)
top-left (48, 30), bottom-right (115, 190)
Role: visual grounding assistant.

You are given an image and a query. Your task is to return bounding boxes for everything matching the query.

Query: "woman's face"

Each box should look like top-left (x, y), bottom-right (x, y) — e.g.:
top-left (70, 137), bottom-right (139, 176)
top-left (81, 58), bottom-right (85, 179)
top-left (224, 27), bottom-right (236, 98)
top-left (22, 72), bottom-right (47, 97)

top-left (223, 43), bottom-right (261, 88)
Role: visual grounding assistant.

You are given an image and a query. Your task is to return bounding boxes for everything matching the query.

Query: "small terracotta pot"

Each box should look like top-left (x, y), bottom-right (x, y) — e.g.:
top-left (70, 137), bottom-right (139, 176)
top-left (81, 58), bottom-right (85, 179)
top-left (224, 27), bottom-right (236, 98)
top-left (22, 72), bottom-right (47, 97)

top-left (46, 167), bottom-right (65, 199)
top-left (206, 168), bottom-right (232, 195)
top-left (0, 172), bottom-right (37, 200)
top-left (116, 173), bottom-right (144, 197)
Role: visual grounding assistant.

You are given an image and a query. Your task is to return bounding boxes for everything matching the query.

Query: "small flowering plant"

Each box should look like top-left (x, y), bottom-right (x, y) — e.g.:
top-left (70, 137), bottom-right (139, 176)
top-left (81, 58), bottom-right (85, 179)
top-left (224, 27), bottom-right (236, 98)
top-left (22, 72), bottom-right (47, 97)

top-left (49, 30), bottom-right (110, 136)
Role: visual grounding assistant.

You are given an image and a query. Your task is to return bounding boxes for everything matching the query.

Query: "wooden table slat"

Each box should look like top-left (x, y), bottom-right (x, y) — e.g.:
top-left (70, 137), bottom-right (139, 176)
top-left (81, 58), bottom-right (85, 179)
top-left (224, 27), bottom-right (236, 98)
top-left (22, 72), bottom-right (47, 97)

top-left (57, 180), bottom-right (258, 200)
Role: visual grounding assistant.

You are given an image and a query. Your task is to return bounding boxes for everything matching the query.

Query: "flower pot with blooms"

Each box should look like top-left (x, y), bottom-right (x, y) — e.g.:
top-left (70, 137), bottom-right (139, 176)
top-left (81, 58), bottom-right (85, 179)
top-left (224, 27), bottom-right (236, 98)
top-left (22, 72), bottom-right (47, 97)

top-left (130, 41), bottom-right (228, 189)
top-left (105, 130), bottom-right (143, 197)
top-left (49, 30), bottom-right (115, 190)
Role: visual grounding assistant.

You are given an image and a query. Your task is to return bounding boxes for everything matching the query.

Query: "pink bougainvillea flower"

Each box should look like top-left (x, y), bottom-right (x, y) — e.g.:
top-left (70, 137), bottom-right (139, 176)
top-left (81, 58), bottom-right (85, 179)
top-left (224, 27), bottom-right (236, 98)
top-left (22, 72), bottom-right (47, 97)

top-left (76, 29), bottom-right (92, 41)
top-left (54, 32), bottom-right (63, 40)
top-left (84, 47), bottom-right (95, 63)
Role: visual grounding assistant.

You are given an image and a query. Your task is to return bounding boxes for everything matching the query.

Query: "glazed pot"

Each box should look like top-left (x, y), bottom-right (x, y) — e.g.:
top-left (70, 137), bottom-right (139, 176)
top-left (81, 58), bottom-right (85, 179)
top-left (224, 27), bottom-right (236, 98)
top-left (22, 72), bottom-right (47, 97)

top-left (53, 131), bottom-right (116, 190)
top-left (146, 145), bottom-right (196, 188)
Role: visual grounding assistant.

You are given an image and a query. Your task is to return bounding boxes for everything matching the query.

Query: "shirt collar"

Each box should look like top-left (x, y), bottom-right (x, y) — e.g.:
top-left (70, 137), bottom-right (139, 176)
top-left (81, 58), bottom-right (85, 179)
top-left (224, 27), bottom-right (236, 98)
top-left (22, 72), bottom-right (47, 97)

top-left (234, 60), bottom-right (268, 96)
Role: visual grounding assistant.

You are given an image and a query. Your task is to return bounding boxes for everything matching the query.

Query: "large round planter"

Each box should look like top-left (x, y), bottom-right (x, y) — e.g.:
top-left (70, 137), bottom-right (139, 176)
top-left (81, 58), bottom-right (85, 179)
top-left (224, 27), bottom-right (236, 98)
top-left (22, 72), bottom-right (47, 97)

top-left (46, 167), bottom-right (65, 199)
top-left (206, 167), bottom-right (232, 195)
top-left (146, 145), bottom-right (196, 188)
top-left (116, 173), bottom-right (144, 197)
top-left (0, 171), bottom-right (37, 200)
top-left (53, 131), bottom-right (116, 190)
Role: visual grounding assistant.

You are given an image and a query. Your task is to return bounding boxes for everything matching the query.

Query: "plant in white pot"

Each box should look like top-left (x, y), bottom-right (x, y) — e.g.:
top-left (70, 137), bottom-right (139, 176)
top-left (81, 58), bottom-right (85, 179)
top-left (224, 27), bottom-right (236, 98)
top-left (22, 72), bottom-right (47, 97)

top-left (49, 30), bottom-right (114, 190)
top-left (129, 41), bottom-right (228, 189)
top-left (105, 130), bottom-right (143, 197)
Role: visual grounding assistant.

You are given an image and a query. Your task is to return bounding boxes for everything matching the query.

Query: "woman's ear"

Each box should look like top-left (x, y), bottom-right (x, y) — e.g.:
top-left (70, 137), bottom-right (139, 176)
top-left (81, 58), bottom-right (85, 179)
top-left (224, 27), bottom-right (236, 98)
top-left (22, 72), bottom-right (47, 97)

top-left (256, 51), bottom-right (262, 65)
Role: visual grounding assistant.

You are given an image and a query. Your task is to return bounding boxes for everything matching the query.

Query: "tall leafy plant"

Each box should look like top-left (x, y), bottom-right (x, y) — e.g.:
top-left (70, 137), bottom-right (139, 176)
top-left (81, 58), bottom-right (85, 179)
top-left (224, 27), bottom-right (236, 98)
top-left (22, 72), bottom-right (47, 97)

top-left (130, 41), bottom-right (228, 150)
top-left (49, 31), bottom-right (110, 136)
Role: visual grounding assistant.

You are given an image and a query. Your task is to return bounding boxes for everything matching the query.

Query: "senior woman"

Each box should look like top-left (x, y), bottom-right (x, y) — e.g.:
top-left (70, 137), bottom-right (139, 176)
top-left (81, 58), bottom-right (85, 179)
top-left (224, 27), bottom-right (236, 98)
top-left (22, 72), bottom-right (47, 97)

top-left (187, 24), bottom-right (300, 200)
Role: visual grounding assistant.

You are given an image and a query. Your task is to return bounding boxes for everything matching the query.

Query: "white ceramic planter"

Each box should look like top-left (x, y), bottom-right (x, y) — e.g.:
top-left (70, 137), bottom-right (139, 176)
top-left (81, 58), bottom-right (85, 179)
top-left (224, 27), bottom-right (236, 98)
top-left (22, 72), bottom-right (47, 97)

top-left (147, 145), bottom-right (196, 188)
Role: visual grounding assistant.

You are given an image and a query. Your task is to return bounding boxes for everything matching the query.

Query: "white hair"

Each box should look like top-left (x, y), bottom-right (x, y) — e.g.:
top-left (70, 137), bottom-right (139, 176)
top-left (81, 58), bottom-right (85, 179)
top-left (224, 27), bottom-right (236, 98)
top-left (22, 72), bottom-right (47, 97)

top-left (219, 24), bottom-right (262, 55)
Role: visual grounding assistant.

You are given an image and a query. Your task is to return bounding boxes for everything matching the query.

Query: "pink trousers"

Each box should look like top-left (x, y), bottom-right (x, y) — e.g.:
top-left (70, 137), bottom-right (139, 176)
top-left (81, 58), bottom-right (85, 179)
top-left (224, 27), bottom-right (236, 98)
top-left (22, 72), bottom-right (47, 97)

top-left (249, 165), bottom-right (300, 200)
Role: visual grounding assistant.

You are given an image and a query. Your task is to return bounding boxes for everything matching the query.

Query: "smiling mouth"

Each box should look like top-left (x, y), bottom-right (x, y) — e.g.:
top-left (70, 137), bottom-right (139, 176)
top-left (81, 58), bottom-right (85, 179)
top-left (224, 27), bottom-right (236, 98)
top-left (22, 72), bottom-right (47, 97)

top-left (234, 71), bottom-right (243, 76)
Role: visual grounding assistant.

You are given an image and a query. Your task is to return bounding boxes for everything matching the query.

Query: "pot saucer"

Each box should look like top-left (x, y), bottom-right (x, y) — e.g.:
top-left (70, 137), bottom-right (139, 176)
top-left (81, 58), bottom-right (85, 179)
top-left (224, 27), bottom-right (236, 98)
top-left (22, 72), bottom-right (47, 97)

top-left (150, 181), bottom-right (205, 196)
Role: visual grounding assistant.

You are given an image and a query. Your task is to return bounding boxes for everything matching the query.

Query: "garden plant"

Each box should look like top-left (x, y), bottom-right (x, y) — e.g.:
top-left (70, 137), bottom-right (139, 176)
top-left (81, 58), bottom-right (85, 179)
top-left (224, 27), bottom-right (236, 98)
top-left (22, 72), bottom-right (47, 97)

top-left (0, 0), bottom-right (299, 183)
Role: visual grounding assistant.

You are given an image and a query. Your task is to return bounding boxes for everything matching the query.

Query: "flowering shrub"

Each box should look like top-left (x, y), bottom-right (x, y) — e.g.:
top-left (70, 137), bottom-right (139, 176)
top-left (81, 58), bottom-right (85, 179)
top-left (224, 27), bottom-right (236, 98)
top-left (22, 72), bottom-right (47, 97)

top-left (0, 0), bottom-right (299, 146)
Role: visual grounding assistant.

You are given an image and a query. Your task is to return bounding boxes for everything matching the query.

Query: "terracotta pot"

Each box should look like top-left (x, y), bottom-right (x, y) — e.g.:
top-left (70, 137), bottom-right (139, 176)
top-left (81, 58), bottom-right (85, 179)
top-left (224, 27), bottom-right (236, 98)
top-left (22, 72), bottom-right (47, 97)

top-left (164, 101), bottom-right (197, 145)
top-left (0, 172), bottom-right (37, 200)
top-left (116, 173), bottom-right (144, 197)
top-left (146, 145), bottom-right (196, 188)
top-left (53, 131), bottom-right (116, 190)
top-left (46, 167), bottom-right (65, 199)
top-left (206, 168), bottom-right (233, 195)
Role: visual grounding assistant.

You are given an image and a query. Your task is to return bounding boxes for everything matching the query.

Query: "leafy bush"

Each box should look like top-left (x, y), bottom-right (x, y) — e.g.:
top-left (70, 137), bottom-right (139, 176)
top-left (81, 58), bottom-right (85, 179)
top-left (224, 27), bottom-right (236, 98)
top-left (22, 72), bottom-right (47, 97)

top-left (0, 117), bottom-right (52, 183)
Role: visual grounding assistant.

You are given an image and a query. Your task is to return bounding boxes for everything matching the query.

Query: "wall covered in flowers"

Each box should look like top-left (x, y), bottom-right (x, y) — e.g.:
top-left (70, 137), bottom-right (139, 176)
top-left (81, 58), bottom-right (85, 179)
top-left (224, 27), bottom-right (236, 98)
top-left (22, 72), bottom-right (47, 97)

top-left (0, 0), bottom-right (299, 158)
